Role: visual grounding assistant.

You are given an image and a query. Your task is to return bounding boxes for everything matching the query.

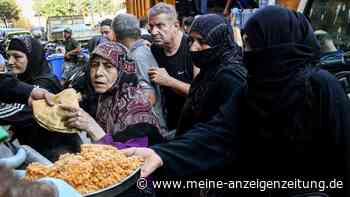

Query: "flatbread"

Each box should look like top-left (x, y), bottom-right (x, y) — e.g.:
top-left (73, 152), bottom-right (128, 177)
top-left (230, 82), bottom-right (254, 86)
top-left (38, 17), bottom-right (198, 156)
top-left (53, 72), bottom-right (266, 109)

top-left (32, 88), bottom-right (81, 133)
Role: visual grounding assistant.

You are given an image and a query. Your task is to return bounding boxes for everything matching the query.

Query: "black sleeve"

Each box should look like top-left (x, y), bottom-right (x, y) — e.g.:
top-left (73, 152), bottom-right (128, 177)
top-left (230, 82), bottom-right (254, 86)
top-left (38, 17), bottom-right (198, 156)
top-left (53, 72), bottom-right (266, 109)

top-left (0, 105), bottom-right (33, 126)
top-left (33, 76), bottom-right (62, 94)
top-left (0, 74), bottom-right (34, 104)
top-left (150, 45), bottom-right (160, 62)
top-left (88, 36), bottom-right (98, 53)
top-left (151, 86), bottom-right (244, 177)
top-left (217, 66), bottom-right (247, 106)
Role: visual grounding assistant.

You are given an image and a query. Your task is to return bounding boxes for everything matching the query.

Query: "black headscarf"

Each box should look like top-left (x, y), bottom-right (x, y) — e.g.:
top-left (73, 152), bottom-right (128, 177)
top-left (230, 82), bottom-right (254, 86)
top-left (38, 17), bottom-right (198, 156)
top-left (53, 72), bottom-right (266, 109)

top-left (241, 6), bottom-right (350, 181)
top-left (176, 14), bottom-right (246, 135)
top-left (189, 14), bottom-right (242, 70)
top-left (188, 14), bottom-right (246, 108)
top-left (8, 36), bottom-right (52, 84)
top-left (243, 6), bottom-right (321, 121)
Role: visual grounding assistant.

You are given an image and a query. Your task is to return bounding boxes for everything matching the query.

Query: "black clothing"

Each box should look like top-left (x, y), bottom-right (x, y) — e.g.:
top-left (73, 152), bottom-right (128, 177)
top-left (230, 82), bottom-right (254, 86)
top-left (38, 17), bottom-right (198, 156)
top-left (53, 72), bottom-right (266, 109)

top-left (0, 74), bottom-right (34, 103)
top-left (88, 35), bottom-right (102, 53)
top-left (63, 37), bottom-right (80, 62)
top-left (151, 34), bottom-right (193, 130)
top-left (1, 36), bottom-right (81, 161)
top-left (177, 14), bottom-right (246, 135)
top-left (150, 7), bottom-right (350, 196)
top-left (176, 67), bottom-right (245, 136)
top-left (63, 37), bottom-right (80, 53)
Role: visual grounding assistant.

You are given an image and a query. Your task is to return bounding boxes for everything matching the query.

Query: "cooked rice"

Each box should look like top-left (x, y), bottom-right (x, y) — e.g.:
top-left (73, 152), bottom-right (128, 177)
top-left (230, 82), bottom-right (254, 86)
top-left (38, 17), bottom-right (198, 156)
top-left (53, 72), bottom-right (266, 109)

top-left (25, 144), bottom-right (143, 194)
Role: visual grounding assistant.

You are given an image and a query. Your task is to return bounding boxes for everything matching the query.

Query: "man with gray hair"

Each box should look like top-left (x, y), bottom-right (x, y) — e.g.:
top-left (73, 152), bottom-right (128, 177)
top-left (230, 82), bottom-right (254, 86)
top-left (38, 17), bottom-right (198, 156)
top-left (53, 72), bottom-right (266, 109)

top-left (147, 3), bottom-right (199, 131)
top-left (112, 13), bottom-right (167, 136)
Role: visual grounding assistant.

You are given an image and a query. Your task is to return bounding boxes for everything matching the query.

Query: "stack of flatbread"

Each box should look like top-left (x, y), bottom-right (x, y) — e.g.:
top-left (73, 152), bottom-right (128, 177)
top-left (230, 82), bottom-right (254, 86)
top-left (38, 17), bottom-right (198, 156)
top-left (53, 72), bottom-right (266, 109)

top-left (32, 88), bottom-right (81, 133)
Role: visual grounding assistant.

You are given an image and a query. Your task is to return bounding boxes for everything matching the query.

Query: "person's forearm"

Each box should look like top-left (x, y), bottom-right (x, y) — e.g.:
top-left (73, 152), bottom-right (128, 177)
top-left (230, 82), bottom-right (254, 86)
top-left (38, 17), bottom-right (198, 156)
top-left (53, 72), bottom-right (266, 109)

top-left (225, 0), bottom-right (233, 9)
top-left (87, 123), bottom-right (106, 142)
top-left (73, 47), bottom-right (81, 53)
top-left (224, 0), bottom-right (233, 15)
top-left (152, 114), bottom-right (238, 177)
top-left (193, 66), bottom-right (200, 79)
top-left (0, 74), bottom-right (34, 103)
top-left (67, 48), bottom-right (80, 56)
top-left (167, 77), bottom-right (190, 96)
top-left (151, 91), bottom-right (242, 177)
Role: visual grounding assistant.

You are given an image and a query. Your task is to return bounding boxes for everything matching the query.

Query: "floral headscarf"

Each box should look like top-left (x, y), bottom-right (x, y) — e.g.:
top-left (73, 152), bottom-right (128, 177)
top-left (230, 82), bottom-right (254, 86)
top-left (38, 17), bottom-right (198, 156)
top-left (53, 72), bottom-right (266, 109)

top-left (92, 42), bottom-right (160, 135)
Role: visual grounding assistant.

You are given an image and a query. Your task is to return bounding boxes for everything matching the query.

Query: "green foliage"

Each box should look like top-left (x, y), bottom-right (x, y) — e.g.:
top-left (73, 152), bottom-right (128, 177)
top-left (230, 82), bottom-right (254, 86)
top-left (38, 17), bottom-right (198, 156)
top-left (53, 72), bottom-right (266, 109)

top-left (33, 0), bottom-right (123, 17)
top-left (0, 0), bottom-right (20, 27)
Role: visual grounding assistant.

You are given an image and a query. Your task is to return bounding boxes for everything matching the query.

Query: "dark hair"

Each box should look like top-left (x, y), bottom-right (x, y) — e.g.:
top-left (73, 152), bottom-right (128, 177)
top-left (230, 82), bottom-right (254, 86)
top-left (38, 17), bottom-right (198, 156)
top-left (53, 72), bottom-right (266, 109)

top-left (141, 34), bottom-right (153, 43)
top-left (100, 18), bottom-right (112, 27)
top-left (112, 13), bottom-right (141, 41)
top-left (139, 16), bottom-right (148, 28)
top-left (183, 16), bottom-right (194, 27)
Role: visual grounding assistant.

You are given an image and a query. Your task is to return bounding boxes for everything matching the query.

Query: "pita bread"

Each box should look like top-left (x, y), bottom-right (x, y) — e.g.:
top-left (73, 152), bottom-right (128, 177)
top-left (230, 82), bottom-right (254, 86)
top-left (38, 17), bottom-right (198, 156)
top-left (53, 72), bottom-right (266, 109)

top-left (32, 88), bottom-right (81, 133)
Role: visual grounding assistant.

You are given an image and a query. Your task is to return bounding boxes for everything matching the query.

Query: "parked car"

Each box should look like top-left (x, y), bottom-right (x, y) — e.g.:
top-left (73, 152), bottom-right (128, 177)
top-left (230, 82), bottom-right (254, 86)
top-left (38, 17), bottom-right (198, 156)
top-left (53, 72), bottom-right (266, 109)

top-left (302, 0), bottom-right (350, 97)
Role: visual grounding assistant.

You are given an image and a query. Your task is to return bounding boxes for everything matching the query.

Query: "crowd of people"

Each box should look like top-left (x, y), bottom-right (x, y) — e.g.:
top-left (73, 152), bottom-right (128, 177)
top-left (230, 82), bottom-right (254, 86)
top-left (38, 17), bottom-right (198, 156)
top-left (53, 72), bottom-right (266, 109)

top-left (0, 2), bottom-right (350, 197)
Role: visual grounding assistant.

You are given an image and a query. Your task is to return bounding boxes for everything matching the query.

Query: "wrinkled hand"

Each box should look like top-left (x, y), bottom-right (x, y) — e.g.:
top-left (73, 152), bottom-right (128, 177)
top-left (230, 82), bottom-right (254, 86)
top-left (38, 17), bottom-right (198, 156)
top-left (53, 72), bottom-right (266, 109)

top-left (28, 87), bottom-right (54, 106)
top-left (60, 105), bottom-right (105, 140)
top-left (121, 147), bottom-right (163, 177)
top-left (148, 68), bottom-right (172, 87)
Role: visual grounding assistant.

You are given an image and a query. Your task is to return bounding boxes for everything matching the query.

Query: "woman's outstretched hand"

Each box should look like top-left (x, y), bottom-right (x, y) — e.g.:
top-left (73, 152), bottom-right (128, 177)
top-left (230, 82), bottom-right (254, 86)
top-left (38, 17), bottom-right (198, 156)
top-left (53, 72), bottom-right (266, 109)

top-left (121, 147), bottom-right (163, 177)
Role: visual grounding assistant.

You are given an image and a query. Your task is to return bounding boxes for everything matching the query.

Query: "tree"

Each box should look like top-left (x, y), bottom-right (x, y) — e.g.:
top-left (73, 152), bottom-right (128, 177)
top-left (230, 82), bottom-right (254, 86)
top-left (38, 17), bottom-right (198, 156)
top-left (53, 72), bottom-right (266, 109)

top-left (33, 0), bottom-right (120, 17)
top-left (0, 0), bottom-right (20, 27)
top-left (33, 0), bottom-right (69, 17)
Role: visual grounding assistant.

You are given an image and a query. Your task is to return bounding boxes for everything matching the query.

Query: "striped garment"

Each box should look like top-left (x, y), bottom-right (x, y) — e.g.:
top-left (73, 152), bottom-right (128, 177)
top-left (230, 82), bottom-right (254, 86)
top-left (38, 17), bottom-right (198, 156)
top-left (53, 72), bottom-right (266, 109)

top-left (0, 103), bottom-right (25, 119)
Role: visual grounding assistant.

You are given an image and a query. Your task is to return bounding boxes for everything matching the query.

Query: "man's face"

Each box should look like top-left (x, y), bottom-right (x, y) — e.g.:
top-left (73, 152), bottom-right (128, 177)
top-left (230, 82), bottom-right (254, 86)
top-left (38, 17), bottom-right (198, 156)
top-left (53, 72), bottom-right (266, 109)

top-left (148, 14), bottom-right (178, 46)
top-left (64, 32), bottom-right (71, 40)
top-left (100, 25), bottom-right (115, 42)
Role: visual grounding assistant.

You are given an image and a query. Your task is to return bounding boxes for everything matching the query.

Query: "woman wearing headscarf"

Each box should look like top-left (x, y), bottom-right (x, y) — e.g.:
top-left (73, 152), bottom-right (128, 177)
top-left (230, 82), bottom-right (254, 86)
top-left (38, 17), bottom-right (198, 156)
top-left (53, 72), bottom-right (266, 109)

top-left (176, 14), bottom-right (246, 136)
top-left (121, 6), bottom-right (350, 197)
top-left (0, 36), bottom-right (81, 161)
top-left (62, 41), bottom-right (163, 150)
top-left (240, 5), bottom-right (349, 180)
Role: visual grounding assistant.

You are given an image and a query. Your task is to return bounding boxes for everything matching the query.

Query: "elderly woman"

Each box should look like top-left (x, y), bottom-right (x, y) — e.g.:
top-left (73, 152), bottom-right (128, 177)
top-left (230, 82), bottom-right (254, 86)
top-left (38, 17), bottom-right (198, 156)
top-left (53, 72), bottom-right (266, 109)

top-left (0, 36), bottom-right (81, 161)
top-left (62, 42), bottom-right (163, 149)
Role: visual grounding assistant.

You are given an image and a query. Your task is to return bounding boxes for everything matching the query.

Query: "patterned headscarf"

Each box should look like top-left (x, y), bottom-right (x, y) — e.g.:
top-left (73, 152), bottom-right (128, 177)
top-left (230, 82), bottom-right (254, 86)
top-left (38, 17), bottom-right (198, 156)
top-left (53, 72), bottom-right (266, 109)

top-left (91, 42), bottom-right (160, 134)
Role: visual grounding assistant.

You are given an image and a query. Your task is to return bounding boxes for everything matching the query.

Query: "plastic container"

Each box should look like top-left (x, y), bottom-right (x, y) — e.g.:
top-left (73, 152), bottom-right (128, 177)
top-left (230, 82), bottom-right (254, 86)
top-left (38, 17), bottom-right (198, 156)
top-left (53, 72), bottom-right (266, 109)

top-left (47, 54), bottom-right (65, 80)
top-left (0, 126), bottom-right (8, 143)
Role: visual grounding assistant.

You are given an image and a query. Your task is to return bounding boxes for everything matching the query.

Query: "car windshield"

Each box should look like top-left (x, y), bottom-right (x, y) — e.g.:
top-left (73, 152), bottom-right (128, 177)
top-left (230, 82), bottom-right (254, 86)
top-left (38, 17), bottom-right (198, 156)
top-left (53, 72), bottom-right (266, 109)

top-left (307, 0), bottom-right (350, 52)
top-left (52, 24), bottom-right (91, 33)
top-left (7, 32), bottom-right (31, 39)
